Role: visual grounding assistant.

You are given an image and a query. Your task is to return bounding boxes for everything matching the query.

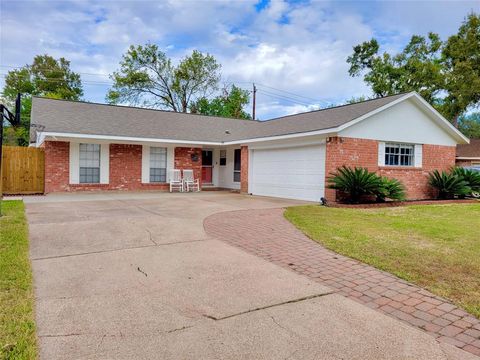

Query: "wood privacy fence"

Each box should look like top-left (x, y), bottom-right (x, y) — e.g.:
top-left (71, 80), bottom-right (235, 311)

top-left (1, 146), bottom-right (45, 195)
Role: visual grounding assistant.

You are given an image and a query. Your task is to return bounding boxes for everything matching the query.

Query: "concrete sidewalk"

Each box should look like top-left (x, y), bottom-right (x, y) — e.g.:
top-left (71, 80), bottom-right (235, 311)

top-left (25, 192), bottom-right (476, 359)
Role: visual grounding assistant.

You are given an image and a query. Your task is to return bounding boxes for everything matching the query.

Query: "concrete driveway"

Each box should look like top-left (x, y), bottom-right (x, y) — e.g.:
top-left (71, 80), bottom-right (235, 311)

top-left (25, 192), bottom-right (475, 359)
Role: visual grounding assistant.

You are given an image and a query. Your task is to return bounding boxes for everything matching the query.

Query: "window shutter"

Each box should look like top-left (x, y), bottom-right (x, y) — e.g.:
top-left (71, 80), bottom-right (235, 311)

top-left (414, 144), bottom-right (423, 168)
top-left (141, 145), bottom-right (150, 183)
top-left (378, 142), bottom-right (385, 166)
top-left (69, 142), bottom-right (80, 184)
top-left (100, 144), bottom-right (110, 184)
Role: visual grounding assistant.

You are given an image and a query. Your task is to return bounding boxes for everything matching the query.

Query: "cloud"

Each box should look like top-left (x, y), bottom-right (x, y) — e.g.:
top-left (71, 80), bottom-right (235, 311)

top-left (1, 0), bottom-right (478, 119)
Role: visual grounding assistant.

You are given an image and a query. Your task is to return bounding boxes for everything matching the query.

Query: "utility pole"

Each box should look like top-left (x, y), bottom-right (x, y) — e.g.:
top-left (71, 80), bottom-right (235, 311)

top-left (0, 93), bottom-right (21, 216)
top-left (252, 83), bottom-right (257, 120)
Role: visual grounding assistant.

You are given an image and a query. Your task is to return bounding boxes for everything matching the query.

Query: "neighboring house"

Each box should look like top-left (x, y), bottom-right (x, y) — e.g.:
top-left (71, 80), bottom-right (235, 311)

top-left (30, 92), bottom-right (468, 202)
top-left (456, 139), bottom-right (480, 167)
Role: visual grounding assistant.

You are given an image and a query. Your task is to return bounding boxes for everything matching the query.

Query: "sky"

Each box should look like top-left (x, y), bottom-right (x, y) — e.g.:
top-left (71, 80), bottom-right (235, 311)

top-left (1, 0), bottom-right (479, 120)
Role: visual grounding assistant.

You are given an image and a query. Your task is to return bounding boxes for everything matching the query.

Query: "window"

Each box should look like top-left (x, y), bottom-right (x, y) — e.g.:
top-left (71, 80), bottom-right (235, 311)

top-left (220, 150), bottom-right (226, 166)
top-left (79, 143), bottom-right (100, 183)
top-left (233, 149), bottom-right (241, 182)
top-left (385, 143), bottom-right (414, 166)
top-left (150, 147), bottom-right (167, 182)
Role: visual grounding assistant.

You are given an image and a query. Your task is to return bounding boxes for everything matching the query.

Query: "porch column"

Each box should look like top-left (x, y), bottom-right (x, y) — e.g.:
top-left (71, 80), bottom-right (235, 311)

top-left (240, 145), bottom-right (249, 194)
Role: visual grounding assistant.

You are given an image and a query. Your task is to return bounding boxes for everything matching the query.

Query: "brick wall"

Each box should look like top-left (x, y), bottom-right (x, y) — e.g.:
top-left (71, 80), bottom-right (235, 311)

top-left (456, 159), bottom-right (479, 167)
top-left (44, 141), bottom-right (70, 193)
top-left (240, 145), bottom-right (249, 193)
top-left (174, 147), bottom-right (202, 187)
top-left (325, 137), bottom-right (456, 201)
top-left (43, 141), bottom-right (200, 192)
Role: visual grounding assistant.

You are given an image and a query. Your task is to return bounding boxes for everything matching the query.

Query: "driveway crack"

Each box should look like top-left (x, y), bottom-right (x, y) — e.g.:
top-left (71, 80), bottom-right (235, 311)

top-left (203, 292), bottom-right (333, 321)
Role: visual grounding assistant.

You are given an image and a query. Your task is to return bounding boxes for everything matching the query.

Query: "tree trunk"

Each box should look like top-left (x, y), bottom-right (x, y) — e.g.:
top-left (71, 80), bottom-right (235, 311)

top-left (452, 114), bottom-right (459, 128)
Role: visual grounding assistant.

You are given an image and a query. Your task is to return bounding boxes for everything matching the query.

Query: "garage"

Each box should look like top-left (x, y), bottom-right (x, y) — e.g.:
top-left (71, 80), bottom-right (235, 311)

top-left (249, 144), bottom-right (326, 201)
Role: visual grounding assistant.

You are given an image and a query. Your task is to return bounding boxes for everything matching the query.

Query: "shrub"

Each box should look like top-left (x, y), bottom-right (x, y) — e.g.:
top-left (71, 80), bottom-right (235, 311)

top-left (328, 166), bottom-right (381, 203)
top-left (452, 167), bottom-right (480, 192)
top-left (376, 177), bottom-right (406, 202)
top-left (328, 166), bottom-right (404, 203)
top-left (428, 170), bottom-right (471, 199)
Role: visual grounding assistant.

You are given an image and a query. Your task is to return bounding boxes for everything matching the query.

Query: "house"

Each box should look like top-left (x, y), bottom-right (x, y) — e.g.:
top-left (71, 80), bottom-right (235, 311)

top-left (30, 92), bottom-right (469, 202)
top-left (456, 139), bottom-right (480, 167)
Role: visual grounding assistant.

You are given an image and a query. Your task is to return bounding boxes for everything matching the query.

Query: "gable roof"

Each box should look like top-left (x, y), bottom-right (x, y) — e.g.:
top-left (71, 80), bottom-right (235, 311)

top-left (457, 139), bottom-right (480, 158)
top-left (30, 92), bottom-right (468, 145)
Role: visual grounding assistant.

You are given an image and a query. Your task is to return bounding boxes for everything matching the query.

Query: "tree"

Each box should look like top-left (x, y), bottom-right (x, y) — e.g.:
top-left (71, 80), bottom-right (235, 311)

top-left (347, 13), bottom-right (480, 125)
top-left (1, 55), bottom-right (83, 145)
top-left (107, 44), bottom-right (221, 112)
top-left (458, 112), bottom-right (480, 139)
top-left (190, 85), bottom-right (251, 119)
top-left (442, 13), bottom-right (480, 125)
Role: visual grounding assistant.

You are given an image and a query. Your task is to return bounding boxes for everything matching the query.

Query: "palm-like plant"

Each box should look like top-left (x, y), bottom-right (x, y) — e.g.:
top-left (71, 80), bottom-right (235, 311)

top-left (328, 166), bottom-right (383, 203)
top-left (376, 177), bottom-right (406, 202)
top-left (452, 167), bottom-right (480, 192)
top-left (428, 170), bottom-right (471, 199)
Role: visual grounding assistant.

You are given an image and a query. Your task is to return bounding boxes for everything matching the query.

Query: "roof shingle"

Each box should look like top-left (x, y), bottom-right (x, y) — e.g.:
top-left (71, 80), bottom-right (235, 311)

top-left (30, 93), bottom-right (408, 143)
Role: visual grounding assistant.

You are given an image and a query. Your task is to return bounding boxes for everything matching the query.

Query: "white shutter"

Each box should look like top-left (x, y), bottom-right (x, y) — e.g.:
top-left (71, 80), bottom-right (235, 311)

top-left (142, 145), bottom-right (150, 183)
top-left (69, 142), bottom-right (80, 184)
top-left (100, 144), bottom-right (110, 184)
top-left (414, 144), bottom-right (423, 168)
top-left (378, 142), bottom-right (385, 166)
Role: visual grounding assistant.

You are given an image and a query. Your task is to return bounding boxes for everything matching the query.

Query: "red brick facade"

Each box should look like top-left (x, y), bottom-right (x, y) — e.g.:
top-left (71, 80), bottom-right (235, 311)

top-left (44, 141), bottom-right (70, 193)
top-left (240, 146), bottom-right (249, 193)
top-left (44, 138), bottom-right (456, 199)
top-left (325, 137), bottom-right (456, 201)
top-left (44, 141), bottom-right (200, 193)
top-left (174, 147), bottom-right (202, 187)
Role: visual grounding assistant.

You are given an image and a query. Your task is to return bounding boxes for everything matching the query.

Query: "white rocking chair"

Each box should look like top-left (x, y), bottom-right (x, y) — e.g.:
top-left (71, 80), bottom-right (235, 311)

top-left (169, 169), bottom-right (183, 192)
top-left (183, 169), bottom-right (200, 192)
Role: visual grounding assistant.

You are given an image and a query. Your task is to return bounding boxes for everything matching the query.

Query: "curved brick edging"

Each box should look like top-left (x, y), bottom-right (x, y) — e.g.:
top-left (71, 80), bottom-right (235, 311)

top-left (204, 208), bottom-right (480, 357)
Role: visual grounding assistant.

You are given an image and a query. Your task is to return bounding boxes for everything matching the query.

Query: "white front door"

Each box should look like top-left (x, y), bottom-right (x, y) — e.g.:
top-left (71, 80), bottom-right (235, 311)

top-left (250, 144), bottom-right (326, 201)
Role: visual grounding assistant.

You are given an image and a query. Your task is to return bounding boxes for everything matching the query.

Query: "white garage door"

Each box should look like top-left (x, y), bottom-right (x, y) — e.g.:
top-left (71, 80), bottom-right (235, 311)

top-left (250, 144), bottom-right (326, 201)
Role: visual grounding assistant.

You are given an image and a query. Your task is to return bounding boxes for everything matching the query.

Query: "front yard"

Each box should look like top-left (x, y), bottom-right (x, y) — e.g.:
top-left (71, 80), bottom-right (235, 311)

top-left (0, 201), bottom-right (37, 359)
top-left (285, 203), bottom-right (480, 318)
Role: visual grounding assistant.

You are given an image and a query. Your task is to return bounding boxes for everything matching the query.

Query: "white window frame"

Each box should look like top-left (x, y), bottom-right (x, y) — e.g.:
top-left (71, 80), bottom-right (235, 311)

top-left (142, 145), bottom-right (174, 184)
top-left (149, 147), bottom-right (167, 183)
top-left (378, 142), bottom-right (422, 168)
top-left (70, 142), bottom-right (109, 184)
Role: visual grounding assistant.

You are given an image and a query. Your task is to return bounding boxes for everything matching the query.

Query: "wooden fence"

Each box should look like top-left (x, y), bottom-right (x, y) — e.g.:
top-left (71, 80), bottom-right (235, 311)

top-left (1, 146), bottom-right (45, 195)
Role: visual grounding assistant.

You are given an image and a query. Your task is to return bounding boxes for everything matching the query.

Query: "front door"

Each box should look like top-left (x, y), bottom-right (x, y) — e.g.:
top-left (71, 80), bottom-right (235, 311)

top-left (202, 150), bottom-right (213, 184)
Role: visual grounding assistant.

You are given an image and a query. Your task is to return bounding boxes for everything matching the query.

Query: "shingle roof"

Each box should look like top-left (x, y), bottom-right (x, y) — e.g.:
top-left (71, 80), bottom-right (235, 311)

top-left (30, 93), bottom-right (408, 143)
top-left (456, 139), bottom-right (480, 158)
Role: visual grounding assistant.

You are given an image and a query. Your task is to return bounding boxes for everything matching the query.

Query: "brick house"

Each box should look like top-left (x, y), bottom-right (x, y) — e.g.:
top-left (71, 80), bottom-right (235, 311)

top-left (456, 138), bottom-right (480, 167)
top-left (30, 92), bottom-right (468, 201)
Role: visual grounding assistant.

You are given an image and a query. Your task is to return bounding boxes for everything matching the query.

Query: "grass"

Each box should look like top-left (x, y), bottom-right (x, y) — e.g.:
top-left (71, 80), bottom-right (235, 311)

top-left (0, 201), bottom-right (37, 359)
top-left (284, 203), bottom-right (480, 318)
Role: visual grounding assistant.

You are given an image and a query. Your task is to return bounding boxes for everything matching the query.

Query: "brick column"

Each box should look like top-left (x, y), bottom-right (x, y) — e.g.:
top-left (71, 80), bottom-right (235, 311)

top-left (44, 141), bottom-right (70, 193)
top-left (240, 145), bottom-right (249, 194)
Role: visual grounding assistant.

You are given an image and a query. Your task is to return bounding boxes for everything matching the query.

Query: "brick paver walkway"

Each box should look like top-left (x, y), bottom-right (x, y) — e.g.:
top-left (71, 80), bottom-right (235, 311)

top-left (204, 208), bottom-right (480, 357)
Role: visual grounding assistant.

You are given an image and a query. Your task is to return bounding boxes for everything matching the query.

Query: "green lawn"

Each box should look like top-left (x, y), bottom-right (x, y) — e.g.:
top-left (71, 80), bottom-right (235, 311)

top-left (0, 201), bottom-right (37, 359)
top-left (285, 203), bottom-right (480, 318)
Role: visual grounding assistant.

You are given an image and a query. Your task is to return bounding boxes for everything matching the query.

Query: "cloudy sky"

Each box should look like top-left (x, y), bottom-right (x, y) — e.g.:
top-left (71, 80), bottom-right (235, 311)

top-left (1, 0), bottom-right (478, 119)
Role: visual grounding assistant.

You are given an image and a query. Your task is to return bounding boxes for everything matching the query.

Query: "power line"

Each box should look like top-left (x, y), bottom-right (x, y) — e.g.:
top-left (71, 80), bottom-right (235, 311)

top-left (257, 89), bottom-right (316, 107)
top-left (1, 64), bottom-right (331, 105)
top-left (0, 73), bottom-right (113, 86)
top-left (0, 64), bottom-right (111, 78)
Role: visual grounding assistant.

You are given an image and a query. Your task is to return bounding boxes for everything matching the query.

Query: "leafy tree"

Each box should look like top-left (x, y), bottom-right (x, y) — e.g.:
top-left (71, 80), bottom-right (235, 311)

top-left (442, 13), bottom-right (480, 125)
top-left (458, 112), bottom-right (480, 139)
top-left (347, 13), bottom-right (480, 125)
top-left (107, 44), bottom-right (221, 112)
top-left (1, 55), bottom-right (83, 145)
top-left (190, 85), bottom-right (251, 119)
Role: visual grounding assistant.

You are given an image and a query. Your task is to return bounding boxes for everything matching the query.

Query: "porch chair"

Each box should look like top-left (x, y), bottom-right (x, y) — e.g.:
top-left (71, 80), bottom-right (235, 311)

top-left (183, 169), bottom-right (200, 192)
top-left (169, 169), bottom-right (183, 192)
